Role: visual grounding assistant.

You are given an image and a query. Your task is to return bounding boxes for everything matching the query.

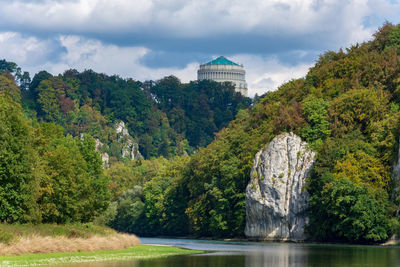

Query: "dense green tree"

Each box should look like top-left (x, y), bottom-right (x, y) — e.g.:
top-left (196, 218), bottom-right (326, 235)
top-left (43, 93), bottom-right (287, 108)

top-left (0, 72), bottom-right (21, 102)
top-left (18, 71), bottom-right (31, 91)
top-left (300, 95), bottom-right (331, 148)
top-left (78, 135), bottom-right (110, 220)
top-left (106, 157), bottom-right (169, 201)
top-left (0, 95), bottom-right (39, 223)
top-left (30, 71), bottom-right (53, 94)
top-left (0, 60), bottom-right (31, 90)
top-left (307, 132), bottom-right (377, 194)
top-left (307, 179), bottom-right (392, 242)
top-left (38, 134), bottom-right (92, 223)
top-left (329, 89), bottom-right (388, 136)
top-left (36, 77), bottom-right (69, 123)
top-left (142, 156), bottom-right (191, 236)
top-left (65, 104), bottom-right (116, 142)
top-left (110, 186), bottom-right (145, 233)
top-left (36, 128), bottom-right (109, 223)
top-left (372, 22), bottom-right (400, 52)
top-left (0, 59), bottom-right (19, 74)
top-left (333, 151), bottom-right (389, 189)
top-left (151, 76), bottom-right (183, 111)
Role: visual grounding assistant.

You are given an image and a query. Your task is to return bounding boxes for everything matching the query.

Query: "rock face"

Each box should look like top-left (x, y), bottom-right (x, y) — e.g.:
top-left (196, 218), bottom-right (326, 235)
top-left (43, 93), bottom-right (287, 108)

top-left (392, 138), bottom-right (400, 218)
top-left (115, 121), bottom-right (130, 137)
top-left (245, 132), bottom-right (315, 241)
top-left (95, 138), bottom-right (110, 169)
top-left (392, 137), bottom-right (400, 186)
top-left (114, 121), bottom-right (143, 161)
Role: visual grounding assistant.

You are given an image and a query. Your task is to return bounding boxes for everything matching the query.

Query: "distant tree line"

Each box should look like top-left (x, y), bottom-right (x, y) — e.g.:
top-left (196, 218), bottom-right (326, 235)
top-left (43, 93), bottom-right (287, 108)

top-left (17, 68), bottom-right (251, 160)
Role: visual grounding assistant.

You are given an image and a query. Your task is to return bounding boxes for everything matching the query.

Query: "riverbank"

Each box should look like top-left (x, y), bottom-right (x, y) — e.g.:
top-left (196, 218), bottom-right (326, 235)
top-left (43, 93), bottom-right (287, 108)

top-left (0, 245), bottom-right (202, 266)
top-left (150, 235), bottom-right (400, 246)
top-left (0, 223), bottom-right (139, 255)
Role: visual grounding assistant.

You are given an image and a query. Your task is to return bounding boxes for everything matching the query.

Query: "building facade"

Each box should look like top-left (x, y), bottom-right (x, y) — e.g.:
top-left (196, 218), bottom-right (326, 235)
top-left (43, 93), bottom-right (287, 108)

top-left (197, 56), bottom-right (248, 96)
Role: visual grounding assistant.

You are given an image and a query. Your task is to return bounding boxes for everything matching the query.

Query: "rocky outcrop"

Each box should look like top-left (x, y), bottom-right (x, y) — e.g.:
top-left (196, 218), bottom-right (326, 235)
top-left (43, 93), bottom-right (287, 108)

top-left (245, 132), bottom-right (315, 241)
top-left (392, 137), bottom-right (400, 187)
top-left (95, 138), bottom-right (110, 169)
top-left (392, 138), bottom-right (400, 218)
top-left (115, 121), bottom-right (130, 137)
top-left (114, 121), bottom-right (143, 161)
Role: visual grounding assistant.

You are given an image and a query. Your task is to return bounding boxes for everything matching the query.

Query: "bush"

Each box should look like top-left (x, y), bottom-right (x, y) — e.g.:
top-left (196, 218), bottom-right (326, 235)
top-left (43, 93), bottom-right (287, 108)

top-left (0, 229), bottom-right (15, 245)
top-left (333, 151), bottom-right (389, 189)
top-left (307, 178), bottom-right (392, 243)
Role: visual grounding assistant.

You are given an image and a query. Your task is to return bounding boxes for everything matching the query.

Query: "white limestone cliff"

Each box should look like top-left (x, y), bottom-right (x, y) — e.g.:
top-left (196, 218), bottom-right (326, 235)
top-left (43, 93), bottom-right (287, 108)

top-left (245, 132), bottom-right (315, 241)
top-left (114, 121), bottom-right (143, 161)
top-left (95, 138), bottom-right (109, 169)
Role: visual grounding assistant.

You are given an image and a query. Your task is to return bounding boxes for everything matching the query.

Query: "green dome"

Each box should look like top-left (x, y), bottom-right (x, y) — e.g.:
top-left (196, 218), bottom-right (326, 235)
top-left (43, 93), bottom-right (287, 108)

top-left (205, 56), bottom-right (239, 66)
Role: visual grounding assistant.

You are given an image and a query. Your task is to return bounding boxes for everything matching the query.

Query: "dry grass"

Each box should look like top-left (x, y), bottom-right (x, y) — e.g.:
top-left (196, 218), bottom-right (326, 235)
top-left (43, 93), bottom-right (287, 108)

top-left (0, 233), bottom-right (140, 255)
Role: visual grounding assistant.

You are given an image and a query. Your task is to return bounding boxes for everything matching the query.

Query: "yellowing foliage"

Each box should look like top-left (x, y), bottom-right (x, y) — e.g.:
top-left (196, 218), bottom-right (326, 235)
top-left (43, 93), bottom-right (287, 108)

top-left (333, 151), bottom-right (389, 189)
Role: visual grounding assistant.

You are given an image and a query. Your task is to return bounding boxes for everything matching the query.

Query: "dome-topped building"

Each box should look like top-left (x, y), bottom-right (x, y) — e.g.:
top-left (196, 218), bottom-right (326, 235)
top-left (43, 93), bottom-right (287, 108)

top-left (197, 56), bottom-right (248, 96)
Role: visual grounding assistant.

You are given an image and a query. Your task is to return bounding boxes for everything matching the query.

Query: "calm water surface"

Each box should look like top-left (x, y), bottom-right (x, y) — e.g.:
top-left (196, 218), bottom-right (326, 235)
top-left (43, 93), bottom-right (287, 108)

top-left (65, 237), bottom-right (400, 267)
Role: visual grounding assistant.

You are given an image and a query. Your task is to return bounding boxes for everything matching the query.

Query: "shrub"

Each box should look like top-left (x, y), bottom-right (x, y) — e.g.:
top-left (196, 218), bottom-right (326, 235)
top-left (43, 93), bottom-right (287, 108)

top-left (0, 229), bottom-right (15, 245)
top-left (307, 179), bottom-right (392, 243)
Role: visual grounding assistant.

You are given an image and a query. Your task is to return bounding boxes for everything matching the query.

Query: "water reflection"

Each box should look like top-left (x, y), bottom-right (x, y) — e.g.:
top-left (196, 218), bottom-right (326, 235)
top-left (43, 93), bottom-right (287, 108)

top-left (244, 244), bottom-right (400, 267)
top-left (139, 254), bottom-right (244, 267)
top-left (63, 238), bottom-right (400, 267)
top-left (245, 244), bottom-right (308, 267)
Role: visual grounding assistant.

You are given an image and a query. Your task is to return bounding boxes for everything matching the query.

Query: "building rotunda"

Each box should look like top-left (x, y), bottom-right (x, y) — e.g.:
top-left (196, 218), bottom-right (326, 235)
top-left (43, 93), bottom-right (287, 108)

top-left (197, 56), bottom-right (248, 96)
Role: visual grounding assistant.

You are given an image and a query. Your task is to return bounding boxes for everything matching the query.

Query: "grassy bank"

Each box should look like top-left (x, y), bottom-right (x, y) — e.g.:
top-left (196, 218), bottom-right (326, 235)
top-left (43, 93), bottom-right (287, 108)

top-left (0, 245), bottom-right (202, 266)
top-left (0, 223), bottom-right (139, 255)
top-left (0, 223), bottom-right (116, 243)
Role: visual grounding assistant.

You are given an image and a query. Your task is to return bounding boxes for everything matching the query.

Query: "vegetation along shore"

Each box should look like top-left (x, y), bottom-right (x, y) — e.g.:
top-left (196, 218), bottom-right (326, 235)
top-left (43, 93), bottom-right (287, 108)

top-left (0, 223), bottom-right (139, 255)
top-left (0, 224), bottom-right (202, 266)
top-left (0, 245), bottom-right (201, 266)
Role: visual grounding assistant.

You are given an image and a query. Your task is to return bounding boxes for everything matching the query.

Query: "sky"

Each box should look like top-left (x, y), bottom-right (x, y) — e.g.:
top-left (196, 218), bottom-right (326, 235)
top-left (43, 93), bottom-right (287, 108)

top-left (0, 0), bottom-right (399, 97)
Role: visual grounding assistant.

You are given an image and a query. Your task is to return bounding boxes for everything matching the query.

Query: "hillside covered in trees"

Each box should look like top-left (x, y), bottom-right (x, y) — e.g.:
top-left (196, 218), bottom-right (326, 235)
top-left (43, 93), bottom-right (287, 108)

top-left (1, 23), bottom-right (400, 244)
top-left (101, 23), bottom-right (400, 243)
top-left (19, 69), bottom-right (250, 160)
top-left (0, 53), bottom-right (250, 226)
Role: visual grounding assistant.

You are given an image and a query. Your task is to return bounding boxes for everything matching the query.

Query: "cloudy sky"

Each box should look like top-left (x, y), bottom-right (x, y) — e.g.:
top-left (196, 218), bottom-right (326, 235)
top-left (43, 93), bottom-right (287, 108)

top-left (0, 0), bottom-right (399, 96)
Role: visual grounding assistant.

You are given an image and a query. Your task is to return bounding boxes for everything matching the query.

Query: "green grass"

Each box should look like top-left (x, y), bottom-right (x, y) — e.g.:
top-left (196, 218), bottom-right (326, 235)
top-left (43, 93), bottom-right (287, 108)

top-left (0, 245), bottom-right (202, 266)
top-left (0, 223), bottom-right (116, 244)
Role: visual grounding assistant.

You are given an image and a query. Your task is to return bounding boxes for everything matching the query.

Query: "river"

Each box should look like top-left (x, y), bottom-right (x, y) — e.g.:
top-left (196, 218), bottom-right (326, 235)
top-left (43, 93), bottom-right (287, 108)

top-left (64, 237), bottom-right (400, 267)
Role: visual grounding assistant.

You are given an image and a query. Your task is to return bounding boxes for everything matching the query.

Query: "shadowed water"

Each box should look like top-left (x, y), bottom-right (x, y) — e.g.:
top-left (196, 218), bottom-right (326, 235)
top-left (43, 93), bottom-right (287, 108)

top-left (63, 238), bottom-right (400, 267)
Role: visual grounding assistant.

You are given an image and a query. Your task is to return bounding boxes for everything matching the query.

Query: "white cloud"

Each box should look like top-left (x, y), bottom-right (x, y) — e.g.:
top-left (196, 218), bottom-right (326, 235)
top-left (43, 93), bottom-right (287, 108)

top-left (0, 32), bottom-right (310, 98)
top-left (1, 0), bottom-right (398, 47)
top-left (1, 0), bottom-right (153, 32)
top-left (232, 54), bottom-right (312, 97)
top-left (0, 32), bottom-right (198, 82)
top-left (50, 35), bottom-right (199, 82)
top-left (44, 35), bottom-right (149, 77)
top-left (0, 32), bottom-right (60, 70)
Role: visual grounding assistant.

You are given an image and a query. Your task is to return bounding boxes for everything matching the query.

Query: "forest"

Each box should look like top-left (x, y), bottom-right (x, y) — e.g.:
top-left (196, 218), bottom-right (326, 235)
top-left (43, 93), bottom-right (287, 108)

top-left (1, 22), bottom-right (400, 243)
top-left (0, 56), bottom-right (250, 224)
